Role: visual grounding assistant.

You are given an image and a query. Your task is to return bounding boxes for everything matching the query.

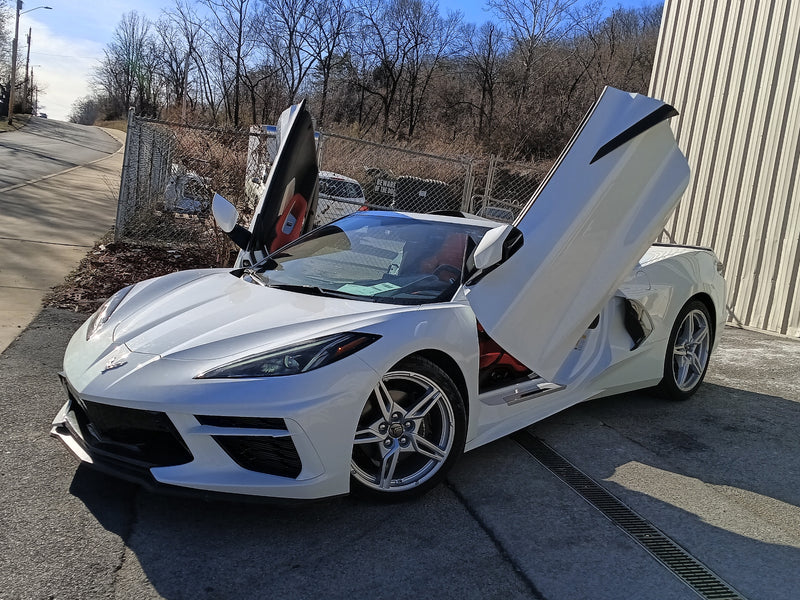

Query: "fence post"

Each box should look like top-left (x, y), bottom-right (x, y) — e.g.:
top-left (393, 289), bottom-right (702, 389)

top-left (114, 107), bottom-right (136, 241)
top-left (317, 130), bottom-right (326, 170)
top-left (483, 154), bottom-right (497, 208)
top-left (461, 160), bottom-right (474, 213)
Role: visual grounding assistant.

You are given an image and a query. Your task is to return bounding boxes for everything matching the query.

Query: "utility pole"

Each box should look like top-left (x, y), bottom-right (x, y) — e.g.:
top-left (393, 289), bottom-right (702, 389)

top-left (23, 28), bottom-right (31, 113)
top-left (7, 1), bottom-right (21, 125)
top-left (6, 3), bottom-right (52, 125)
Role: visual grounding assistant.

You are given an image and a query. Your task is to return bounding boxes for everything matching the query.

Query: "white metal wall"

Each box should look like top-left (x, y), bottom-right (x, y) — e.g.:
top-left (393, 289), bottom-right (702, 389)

top-left (650, 0), bottom-right (800, 337)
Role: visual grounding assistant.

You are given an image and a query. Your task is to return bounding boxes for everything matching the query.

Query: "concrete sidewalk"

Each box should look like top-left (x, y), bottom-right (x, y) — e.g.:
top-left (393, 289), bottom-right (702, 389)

top-left (0, 127), bottom-right (124, 353)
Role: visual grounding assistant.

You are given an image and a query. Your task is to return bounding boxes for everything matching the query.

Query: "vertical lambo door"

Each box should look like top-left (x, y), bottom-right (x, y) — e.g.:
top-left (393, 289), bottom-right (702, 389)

top-left (465, 86), bottom-right (690, 386)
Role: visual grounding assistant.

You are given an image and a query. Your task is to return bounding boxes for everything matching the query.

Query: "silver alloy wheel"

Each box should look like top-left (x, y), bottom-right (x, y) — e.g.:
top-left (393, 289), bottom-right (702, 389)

top-left (351, 370), bottom-right (456, 492)
top-left (671, 308), bottom-right (711, 391)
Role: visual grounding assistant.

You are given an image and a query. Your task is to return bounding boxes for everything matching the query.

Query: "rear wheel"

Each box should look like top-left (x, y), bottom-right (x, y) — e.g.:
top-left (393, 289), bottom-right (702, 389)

top-left (350, 356), bottom-right (466, 500)
top-left (659, 300), bottom-right (712, 401)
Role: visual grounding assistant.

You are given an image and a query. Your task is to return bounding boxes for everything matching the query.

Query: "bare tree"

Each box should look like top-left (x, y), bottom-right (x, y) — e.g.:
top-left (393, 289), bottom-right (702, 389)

top-left (257, 0), bottom-right (316, 105)
top-left (463, 21), bottom-right (506, 140)
top-left (355, 0), bottom-right (421, 139)
top-left (488, 0), bottom-right (580, 108)
top-left (68, 95), bottom-right (102, 124)
top-left (399, 2), bottom-right (461, 138)
top-left (306, 0), bottom-right (353, 127)
top-left (93, 11), bottom-right (160, 118)
top-left (201, 0), bottom-right (257, 126)
top-left (0, 0), bottom-right (11, 92)
top-left (156, 0), bottom-right (207, 119)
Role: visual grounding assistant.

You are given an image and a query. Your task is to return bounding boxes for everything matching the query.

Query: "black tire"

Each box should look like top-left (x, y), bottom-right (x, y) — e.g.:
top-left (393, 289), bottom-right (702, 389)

top-left (350, 356), bottom-right (466, 501)
top-left (659, 299), bottom-right (713, 401)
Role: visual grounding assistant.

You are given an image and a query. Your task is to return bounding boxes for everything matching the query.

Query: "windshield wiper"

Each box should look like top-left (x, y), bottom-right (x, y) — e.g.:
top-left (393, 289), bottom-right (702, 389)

top-left (241, 268), bottom-right (269, 287)
top-left (266, 283), bottom-right (377, 301)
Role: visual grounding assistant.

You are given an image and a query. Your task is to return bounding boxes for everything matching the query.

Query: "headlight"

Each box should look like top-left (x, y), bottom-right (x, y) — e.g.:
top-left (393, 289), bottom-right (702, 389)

top-left (195, 332), bottom-right (380, 379)
top-left (86, 285), bottom-right (134, 340)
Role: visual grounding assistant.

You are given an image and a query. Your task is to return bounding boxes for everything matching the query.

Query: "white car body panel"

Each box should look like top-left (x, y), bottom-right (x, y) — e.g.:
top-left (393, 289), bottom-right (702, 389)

top-left (53, 241), bottom-right (724, 500)
top-left (466, 87), bottom-right (690, 383)
top-left (51, 88), bottom-right (726, 500)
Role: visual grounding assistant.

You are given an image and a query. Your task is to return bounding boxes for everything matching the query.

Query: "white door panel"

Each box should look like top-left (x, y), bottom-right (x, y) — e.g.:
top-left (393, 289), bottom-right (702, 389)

top-left (465, 87), bottom-right (689, 383)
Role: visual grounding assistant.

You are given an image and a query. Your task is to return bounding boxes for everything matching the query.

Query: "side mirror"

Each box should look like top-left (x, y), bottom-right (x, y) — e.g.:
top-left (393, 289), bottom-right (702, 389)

top-left (473, 224), bottom-right (515, 270)
top-left (213, 193), bottom-right (252, 250)
top-left (212, 193), bottom-right (239, 233)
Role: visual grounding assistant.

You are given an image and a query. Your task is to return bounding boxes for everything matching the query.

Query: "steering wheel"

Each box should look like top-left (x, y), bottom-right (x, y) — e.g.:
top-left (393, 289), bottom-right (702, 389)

top-left (433, 264), bottom-right (461, 281)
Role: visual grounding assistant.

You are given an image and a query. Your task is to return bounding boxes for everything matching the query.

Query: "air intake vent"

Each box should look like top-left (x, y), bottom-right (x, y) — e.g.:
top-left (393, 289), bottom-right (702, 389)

top-left (213, 436), bottom-right (302, 478)
top-left (195, 415), bottom-right (287, 430)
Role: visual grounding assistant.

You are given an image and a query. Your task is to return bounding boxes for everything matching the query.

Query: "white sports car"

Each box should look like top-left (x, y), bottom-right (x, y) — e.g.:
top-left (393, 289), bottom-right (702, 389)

top-left (52, 88), bottom-right (725, 501)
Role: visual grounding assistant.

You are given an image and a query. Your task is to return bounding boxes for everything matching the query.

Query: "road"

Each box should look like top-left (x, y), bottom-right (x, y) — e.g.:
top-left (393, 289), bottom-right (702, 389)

top-left (0, 117), bottom-right (120, 188)
top-left (1, 312), bottom-right (798, 600)
top-left (0, 116), bottom-right (123, 352)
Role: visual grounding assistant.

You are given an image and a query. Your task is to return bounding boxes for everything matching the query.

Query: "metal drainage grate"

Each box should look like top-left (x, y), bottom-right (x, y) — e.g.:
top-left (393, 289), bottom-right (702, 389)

top-left (512, 430), bottom-right (746, 600)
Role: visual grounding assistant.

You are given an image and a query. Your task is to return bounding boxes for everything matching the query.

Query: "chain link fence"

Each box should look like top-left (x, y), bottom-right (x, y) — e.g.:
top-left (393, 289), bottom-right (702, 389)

top-left (114, 110), bottom-right (552, 261)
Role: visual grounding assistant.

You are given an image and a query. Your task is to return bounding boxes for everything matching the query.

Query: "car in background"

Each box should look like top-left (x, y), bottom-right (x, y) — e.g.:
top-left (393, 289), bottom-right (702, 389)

top-left (315, 171), bottom-right (366, 225)
top-left (477, 204), bottom-right (515, 223)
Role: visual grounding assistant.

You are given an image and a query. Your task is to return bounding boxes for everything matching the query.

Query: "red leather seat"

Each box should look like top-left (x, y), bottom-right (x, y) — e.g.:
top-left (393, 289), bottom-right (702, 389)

top-left (270, 193), bottom-right (307, 252)
top-left (420, 233), bottom-right (467, 280)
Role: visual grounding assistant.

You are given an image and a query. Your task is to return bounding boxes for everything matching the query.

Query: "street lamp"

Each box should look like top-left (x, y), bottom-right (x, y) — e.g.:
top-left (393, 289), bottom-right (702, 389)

top-left (6, 2), bottom-right (52, 125)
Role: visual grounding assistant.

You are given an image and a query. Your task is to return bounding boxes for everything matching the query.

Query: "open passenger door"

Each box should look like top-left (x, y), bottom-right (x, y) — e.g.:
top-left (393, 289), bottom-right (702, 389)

top-left (465, 87), bottom-right (689, 384)
top-left (238, 100), bottom-right (319, 266)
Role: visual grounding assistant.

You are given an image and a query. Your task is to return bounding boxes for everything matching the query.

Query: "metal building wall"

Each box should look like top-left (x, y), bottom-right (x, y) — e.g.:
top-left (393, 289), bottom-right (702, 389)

top-left (649, 0), bottom-right (800, 337)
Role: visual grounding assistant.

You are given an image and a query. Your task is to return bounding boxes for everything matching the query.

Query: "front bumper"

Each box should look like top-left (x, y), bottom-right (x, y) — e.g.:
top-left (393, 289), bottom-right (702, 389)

top-left (51, 356), bottom-right (377, 500)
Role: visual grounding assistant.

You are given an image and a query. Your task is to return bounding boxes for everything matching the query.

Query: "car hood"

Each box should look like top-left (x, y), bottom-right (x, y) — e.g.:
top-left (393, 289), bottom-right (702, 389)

top-left (109, 270), bottom-right (413, 361)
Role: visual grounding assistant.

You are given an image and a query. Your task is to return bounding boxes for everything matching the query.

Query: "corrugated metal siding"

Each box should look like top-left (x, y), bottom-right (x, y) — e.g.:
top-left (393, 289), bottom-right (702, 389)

top-left (650, 0), bottom-right (800, 337)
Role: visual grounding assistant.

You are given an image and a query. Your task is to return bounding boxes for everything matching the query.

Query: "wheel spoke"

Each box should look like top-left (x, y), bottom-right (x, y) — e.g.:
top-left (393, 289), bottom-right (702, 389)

top-left (673, 343), bottom-right (687, 356)
top-left (685, 315), bottom-right (695, 339)
top-left (354, 425), bottom-right (383, 445)
top-left (689, 352), bottom-right (704, 374)
top-left (412, 435), bottom-right (447, 463)
top-left (691, 323), bottom-right (709, 345)
top-left (379, 443), bottom-right (400, 488)
top-left (373, 380), bottom-right (395, 422)
top-left (406, 388), bottom-right (441, 420)
top-left (676, 357), bottom-right (690, 386)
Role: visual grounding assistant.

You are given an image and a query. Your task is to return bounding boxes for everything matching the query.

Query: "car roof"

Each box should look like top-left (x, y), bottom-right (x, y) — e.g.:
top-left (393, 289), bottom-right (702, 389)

top-left (363, 210), bottom-right (501, 228)
top-left (319, 171), bottom-right (360, 184)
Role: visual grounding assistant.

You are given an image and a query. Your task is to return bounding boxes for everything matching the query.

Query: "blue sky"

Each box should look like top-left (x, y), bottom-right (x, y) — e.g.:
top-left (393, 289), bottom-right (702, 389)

top-left (17, 0), bottom-right (656, 120)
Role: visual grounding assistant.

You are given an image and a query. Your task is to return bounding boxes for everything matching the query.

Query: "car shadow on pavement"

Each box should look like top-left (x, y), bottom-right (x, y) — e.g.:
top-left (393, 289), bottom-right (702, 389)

top-left (63, 382), bottom-right (800, 600)
top-left (68, 464), bottom-right (533, 600)
top-left (518, 383), bottom-right (800, 599)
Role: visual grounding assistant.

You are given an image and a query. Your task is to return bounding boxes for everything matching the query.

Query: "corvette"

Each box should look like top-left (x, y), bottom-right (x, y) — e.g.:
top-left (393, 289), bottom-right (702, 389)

top-left (52, 88), bottom-right (725, 500)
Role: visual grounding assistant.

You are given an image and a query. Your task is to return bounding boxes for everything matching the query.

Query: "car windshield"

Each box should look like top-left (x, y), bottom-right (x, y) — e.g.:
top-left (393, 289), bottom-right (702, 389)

top-left (252, 212), bottom-right (490, 304)
top-left (319, 179), bottom-right (363, 198)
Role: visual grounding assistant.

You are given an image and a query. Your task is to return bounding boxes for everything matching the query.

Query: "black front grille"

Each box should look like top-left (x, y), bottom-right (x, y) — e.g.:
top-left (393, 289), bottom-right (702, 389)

top-left (195, 415), bottom-right (287, 430)
top-left (213, 436), bottom-right (302, 478)
top-left (68, 396), bottom-right (193, 468)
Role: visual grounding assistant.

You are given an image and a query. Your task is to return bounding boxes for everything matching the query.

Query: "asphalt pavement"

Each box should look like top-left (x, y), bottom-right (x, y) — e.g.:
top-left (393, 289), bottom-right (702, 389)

top-left (1, 117), bottom-right (799, 600)
top-left (2, 310), bottom-right (799, 600)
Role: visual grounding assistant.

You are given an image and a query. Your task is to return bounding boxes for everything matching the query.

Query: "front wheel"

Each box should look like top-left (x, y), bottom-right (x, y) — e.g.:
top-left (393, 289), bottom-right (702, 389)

top-left (659, 300), bottom-right (713, 401)
top-left (350, 356), bottom-right (466, 500)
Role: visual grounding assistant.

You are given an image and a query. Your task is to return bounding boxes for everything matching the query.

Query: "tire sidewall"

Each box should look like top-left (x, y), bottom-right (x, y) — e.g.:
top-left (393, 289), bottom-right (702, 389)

top-left (350, 355), bottom-right (466, 501)
top-left (660, 299), bottom-right (713, 401)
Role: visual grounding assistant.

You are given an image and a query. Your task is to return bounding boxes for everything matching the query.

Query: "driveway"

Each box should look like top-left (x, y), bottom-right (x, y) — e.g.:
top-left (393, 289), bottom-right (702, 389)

top-left (0, 117), bottom-right (123, 352)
